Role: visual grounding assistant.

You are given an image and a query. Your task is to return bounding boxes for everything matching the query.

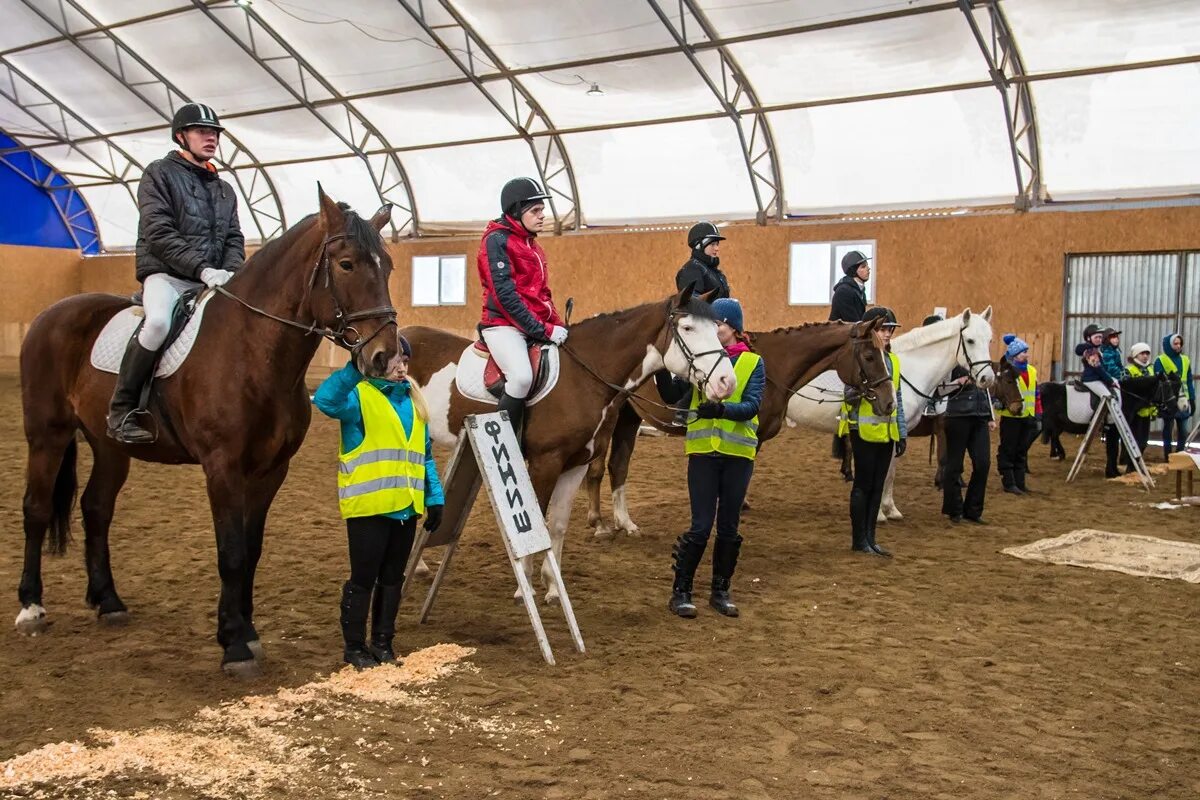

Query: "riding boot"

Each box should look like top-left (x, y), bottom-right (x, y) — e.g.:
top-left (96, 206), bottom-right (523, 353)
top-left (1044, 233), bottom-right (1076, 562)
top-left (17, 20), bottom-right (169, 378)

top-left (669, 535), bottom-right (706, 618)
top-left (340, 581), bottom-right (378, 669)
top-left (709, 537), bottom-right (742, 617)
top-left (368, 581), bottom-right (403, 664)
top-left (106, 336), bottom-right (159, 444)
top-left (850, 487), bottom-right (871, 553)
top-left (1000, 469), bottom-right (1023, 494)
top-left (496, 392), bottom-right (527, 452)
top-left (1014, 468), bottom-right (1030, 493)
top-left (866, 515), bottom-right (892, 559)
top-left (1104, 430), bottom-right (1120, 479)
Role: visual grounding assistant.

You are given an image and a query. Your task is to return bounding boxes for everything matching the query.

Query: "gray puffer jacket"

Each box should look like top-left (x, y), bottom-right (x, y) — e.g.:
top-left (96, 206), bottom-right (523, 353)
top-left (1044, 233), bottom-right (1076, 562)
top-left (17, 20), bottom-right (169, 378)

top-left (135, 151), bottom-right (244, 283)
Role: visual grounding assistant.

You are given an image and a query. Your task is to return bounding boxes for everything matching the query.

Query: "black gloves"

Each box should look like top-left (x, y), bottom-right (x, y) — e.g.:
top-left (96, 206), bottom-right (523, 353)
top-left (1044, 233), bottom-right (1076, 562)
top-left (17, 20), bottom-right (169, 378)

top-left (894, 439), bottom-right (907, 458)
top-left (695, 401), bottom-right (725, 419)
top-left (423, 504), bottom-right (444, 533)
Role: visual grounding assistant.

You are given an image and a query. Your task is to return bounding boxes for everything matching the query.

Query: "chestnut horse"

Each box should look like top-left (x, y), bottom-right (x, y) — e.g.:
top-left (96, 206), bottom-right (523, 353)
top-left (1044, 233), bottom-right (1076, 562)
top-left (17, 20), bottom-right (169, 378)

top-left (585, 318), bottom-right (896, 536)
top-left (16, 189), bottom-right (400, 675)
top-left (402, 288), bottom-right (736, 603)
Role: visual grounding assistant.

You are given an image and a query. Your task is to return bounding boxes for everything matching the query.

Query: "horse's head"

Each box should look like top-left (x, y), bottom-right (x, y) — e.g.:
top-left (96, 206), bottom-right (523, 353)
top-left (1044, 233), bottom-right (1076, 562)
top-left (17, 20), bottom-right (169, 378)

top-left (660, 286), bottom-right (736, 401)
top-left (834, 316), bottom-right (895, 417)
top-left (993, 359), bottom-right (1025, 416)
top-left (1155, 372), bottom-right (1189, 416)
top-left (312, 187), bottom-right (399, 377)
top-left (958, 306), bottom-right (995, 387)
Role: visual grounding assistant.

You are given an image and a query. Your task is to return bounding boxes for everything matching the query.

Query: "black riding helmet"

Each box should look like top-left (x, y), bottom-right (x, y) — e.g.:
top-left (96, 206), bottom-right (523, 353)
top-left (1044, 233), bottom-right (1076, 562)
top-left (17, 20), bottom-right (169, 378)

top-left (862, 306), bottom-right (901, 328)
top-left (501, 177), bottom-right (551, 218)
top-left (1081, 323), bottom-right (1102, 341)
top-left (171, 102), bottom-right (224, 145)
top-left (687, 221), bottom-right (726, 251)
top-left (841, 250), bottom-right (870, 275)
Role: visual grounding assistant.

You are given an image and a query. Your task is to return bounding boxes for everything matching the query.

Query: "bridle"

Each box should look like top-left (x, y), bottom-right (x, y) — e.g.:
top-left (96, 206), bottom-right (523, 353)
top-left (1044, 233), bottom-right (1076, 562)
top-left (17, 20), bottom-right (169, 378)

top-left (956, 325), bottom-right (993, 383)
top-left (663, 307), bottom-right (729, 390)
top-left (216, 232), bottom-right (397, 356)
top-left (777, 327), bottom-right (892, 404)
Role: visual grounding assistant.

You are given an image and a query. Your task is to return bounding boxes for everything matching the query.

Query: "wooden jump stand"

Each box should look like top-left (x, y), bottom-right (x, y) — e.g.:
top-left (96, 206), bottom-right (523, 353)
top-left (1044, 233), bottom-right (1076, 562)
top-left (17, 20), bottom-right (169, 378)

top-left (1066, 391), bottom-right (1154, 491)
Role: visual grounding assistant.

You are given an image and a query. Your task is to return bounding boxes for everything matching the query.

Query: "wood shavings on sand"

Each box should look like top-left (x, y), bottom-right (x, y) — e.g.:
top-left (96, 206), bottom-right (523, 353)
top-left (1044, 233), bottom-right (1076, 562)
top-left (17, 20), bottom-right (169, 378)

top-left (0, 643), bottom-right (475, 799)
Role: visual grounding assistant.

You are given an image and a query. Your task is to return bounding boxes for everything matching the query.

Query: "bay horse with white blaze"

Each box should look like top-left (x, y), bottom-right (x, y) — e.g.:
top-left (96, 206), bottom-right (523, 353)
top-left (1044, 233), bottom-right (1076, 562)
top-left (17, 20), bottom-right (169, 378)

top-left (586, 317), bottom-right (896, 536)
top-left (401, 287), bottom-right (735, 603)
top-left (16, 189), bottom-right (400, 676)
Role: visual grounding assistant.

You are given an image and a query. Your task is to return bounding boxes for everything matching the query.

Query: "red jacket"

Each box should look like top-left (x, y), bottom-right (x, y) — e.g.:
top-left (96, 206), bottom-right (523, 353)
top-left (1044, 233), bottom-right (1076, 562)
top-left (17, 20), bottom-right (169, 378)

top-left (477, 215), bottom-right (563, 339)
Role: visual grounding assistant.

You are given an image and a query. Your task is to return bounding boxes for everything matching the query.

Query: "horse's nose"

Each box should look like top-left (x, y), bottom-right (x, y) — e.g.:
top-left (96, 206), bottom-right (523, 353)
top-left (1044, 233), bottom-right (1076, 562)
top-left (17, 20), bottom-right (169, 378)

top-left (371, 349), bottom-right (388, 376)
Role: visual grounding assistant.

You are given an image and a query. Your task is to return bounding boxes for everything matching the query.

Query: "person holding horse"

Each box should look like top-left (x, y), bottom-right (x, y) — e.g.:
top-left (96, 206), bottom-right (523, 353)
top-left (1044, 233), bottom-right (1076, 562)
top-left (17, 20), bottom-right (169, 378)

top-left (665, 298), bottom-right (764, 619)
top-left (314, 338), bottom-right (445, 669)
top-left (840, 306), bottom-right (906, 557)
top-left (477, 177), bottom-right (567, 441)
top-left (1156, 332), bottom-right (1194, 458)
top-left (996, 334), bottom-right (1039, 494)
top-left (1124, 342), bottom-right (1157, 471)
top-left (107, 102), bottom-right (245, 444)
top-left (940, 359), bottom-right (995, 524)
top-left (675, 222), bottom-right (731, 300)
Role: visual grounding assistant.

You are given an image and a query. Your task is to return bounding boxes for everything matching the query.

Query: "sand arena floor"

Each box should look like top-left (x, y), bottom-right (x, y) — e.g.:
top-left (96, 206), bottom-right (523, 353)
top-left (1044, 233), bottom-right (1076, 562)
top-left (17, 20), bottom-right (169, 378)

top-left (0, 364), bottom-right (1197, 799)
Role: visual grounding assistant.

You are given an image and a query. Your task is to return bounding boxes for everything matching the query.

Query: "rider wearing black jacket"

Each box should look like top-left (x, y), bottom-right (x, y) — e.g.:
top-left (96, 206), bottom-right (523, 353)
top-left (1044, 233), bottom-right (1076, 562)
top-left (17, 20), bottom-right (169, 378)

top-left (829, 250), bottom-right (870, 323)
top-left (675, 222), bottom-right (730, 300)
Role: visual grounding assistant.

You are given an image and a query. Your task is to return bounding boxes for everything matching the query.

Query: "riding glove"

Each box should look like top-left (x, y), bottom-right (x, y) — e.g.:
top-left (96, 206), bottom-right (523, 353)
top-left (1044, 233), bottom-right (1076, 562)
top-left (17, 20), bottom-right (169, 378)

top-left (423, 504), bottom-right (444, 533)
top-left (200, 267), bottom-right (234, 288)
top-left (549, 326), bottom-right (569, 346)
top-left (894, 439), bottom-right (907, 458)
top-left (695, 401), bottom-right (725, 419)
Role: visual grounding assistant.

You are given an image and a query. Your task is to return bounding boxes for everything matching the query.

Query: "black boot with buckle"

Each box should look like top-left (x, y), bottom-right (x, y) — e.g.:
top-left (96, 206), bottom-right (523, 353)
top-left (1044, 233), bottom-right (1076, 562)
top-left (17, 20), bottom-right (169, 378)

top-left (709, 536), bottom-right (742, 617)
top-left (340, 581), bottom-right (378, 669)
top-left (107, 336), bottom-right (159, 444)
top-left (368, 581), bottom-right (404, 665)
top-left (668, 534), bottom-right (706, 618)
top-left (496, 392), bottom-right (527, 452)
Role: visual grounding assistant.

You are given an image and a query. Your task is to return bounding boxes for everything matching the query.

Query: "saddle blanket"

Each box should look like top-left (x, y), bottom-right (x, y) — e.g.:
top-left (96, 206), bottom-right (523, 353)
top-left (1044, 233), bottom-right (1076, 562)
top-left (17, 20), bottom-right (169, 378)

top-left (89, 291), bottom-right (216, 378)
top-left (454, 342), bottom-right (560, 406)
top-left (1067, 381), bottom-right (1117, 426)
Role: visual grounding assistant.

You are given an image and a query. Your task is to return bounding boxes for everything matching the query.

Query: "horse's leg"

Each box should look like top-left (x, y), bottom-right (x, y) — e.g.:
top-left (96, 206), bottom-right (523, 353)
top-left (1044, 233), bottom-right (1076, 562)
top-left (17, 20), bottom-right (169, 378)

top-left (79, 440), bottom-right (131, 624)
top-left (879, 457), bottom-right (902, 521)
top-left (16, 429), bottom-right (77, 635)
top-left (240, 463), bottom-right (289, 661)
top-left (204, 462), bottom-right (258, 677)
top-left (541, 464), bottom-right (589, 605)
top-left (585, 438), bottom-right (612, 538)
top-left (607, 403), bottom-right (643, 536)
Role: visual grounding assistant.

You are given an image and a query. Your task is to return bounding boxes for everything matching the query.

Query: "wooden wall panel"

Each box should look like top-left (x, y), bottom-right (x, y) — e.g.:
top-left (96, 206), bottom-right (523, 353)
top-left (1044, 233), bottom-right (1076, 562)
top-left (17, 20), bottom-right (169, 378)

top-left (0, 245), bottom-right (80, 356)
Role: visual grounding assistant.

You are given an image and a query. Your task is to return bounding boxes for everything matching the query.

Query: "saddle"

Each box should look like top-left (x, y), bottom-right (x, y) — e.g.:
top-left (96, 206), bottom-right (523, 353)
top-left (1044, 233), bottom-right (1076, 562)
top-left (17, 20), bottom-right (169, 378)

top-left (90, 288), bottom-right (213, 379)
top-left (475, 341), bottom-right (552, 399)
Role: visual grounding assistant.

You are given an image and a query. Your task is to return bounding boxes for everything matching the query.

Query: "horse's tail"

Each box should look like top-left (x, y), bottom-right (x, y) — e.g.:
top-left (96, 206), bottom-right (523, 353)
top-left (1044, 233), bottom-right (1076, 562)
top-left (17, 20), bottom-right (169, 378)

top-left (47, 438), bottom-right (78, 556)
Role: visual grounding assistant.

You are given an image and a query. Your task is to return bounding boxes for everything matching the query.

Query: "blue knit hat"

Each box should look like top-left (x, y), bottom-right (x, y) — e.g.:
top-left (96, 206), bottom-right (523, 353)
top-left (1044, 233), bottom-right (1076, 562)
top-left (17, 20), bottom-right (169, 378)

top-left (1003, 333), bottom-right (1029, 363)
top-left (711, 298), bottom-right (744, 333)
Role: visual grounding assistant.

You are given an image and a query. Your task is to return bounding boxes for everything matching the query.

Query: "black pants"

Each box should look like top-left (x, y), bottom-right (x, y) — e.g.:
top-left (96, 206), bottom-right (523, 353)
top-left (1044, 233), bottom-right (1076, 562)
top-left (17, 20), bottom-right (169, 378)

top-left (682, 454), bottom-right (754, 547)
top-left (1163, 416), bottom-right (1190, 456)
top-left (346, 515), bottom-right (417, 589)
top-left (997, 416), bottom-right (1039, 489)
top-left (849, 433), bottom-right (893, 549)
top-left (1124, 415), bottom-right (1152, 468)
top-left (943, 416), bottom-right (990, 519)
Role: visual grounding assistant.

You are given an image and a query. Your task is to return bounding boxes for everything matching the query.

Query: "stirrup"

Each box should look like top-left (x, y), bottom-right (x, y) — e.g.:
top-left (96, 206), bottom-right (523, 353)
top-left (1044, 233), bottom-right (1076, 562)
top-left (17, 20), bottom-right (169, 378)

top-left (107, 409), bottom-right (157, 444)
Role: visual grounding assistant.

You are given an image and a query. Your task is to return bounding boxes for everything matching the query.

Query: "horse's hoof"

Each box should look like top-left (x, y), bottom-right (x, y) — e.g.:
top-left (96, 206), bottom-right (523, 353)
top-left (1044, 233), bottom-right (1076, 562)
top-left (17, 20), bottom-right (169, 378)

top-left (886, 511), bottom-right (904, 521)
top-left (414, 560), bottom-right (431, 578)
top-left (14, 605), bottom-right (49, 636)
top-left (876, 514), bottom-right (887, 524)
top-left (246, 639), bottom-right (265, 661)
top-left (592, 524), bottom-right (614, 540)
top-left (98, 610), bottom-right (131, 627)
top-left (222, 658), bottom-right (263, 679)
top-left (616, 522), bottom-right (641, 537)
top-left (544, 594), bottom-right (561, 607)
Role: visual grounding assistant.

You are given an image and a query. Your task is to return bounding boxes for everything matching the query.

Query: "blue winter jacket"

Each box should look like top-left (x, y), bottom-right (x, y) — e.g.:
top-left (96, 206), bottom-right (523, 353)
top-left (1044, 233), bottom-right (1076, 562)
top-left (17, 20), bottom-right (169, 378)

top-left (313, 363), bottom-right (445, 520)
top-left (1099, 343), bottom-right (1126, 381)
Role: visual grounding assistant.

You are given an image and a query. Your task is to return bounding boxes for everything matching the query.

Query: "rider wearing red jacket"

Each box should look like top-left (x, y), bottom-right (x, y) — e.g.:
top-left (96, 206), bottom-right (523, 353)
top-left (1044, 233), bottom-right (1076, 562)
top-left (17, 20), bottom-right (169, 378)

top-left (477, 177), bottom-right (567, 438)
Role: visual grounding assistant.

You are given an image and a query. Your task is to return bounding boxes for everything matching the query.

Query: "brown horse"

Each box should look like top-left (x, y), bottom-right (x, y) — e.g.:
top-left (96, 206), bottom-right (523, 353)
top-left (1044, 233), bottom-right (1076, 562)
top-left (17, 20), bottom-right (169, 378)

top-left (16, 189), bottom-right (400, 676)
top-left (586, 318), bottom-right (896, 536)
top-left (401, 287), bottom-right (736, 603)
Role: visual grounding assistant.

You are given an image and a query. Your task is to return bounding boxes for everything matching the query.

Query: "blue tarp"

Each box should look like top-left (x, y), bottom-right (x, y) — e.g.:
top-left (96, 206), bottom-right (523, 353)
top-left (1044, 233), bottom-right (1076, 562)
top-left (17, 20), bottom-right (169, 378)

top-left (0, 131), bottom-right (100, 254)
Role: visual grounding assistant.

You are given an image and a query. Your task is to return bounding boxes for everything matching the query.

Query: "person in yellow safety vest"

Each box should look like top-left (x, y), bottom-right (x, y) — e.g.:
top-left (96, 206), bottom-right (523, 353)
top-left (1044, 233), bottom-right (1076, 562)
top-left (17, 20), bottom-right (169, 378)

top-left (996, 334), bottom-right (1040, 494)
top-left (314, 337), bottom-right (445, 669)
top-left (1122, 342), bottom-right (1157, 472)
top-left (665, 298), bottom-right (764, 619)
top-left (1155, 331), bottom-right (1193, 460)
top-left (839, 306), bottom-right (906, 558)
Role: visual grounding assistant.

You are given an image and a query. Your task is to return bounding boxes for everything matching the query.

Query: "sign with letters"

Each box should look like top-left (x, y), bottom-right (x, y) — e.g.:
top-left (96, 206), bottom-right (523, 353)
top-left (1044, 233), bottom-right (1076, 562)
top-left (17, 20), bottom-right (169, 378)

top-left (404, 412), bottom-right (584, 665)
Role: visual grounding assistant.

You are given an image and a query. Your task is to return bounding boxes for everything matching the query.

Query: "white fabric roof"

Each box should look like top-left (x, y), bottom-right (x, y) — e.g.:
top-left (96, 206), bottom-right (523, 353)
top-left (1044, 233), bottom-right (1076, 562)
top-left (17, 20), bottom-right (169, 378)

top-left (1, 0), bottom-right (1197, 249)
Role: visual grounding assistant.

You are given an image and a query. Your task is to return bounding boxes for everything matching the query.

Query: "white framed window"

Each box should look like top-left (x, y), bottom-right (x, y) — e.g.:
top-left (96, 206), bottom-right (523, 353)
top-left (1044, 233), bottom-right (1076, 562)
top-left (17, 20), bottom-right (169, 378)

top-left (788, 240), bottom-right (877, 306)
top-left (412, 255), bottom-right (467, 306)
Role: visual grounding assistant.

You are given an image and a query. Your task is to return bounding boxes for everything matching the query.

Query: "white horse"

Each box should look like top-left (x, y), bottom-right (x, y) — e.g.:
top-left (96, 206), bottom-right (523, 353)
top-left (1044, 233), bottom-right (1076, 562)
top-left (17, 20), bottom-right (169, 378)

top-left (786, 308), bottom-right (995, 521)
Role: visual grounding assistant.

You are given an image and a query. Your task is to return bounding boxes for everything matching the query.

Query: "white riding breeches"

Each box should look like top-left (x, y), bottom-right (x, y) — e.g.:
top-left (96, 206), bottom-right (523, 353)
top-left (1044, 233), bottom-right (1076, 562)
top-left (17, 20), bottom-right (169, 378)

top-left (481, 325), bottom-right (534, 399)
top-left (139, 273), bottom-right (201, 350)
top-left (1084, 380), bottom-right (1122, 409)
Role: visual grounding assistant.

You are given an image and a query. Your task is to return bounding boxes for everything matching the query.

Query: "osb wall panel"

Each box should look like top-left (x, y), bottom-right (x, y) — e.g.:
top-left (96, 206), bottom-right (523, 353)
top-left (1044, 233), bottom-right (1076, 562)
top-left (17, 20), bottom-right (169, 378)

top-left (0, 245), bottom-right (80, 357)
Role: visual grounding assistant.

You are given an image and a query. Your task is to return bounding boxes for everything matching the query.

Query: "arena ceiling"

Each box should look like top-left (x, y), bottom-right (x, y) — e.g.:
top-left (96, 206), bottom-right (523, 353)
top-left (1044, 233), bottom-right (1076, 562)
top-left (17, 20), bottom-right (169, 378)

top-left (1, 0), bottom-right (1198, 250)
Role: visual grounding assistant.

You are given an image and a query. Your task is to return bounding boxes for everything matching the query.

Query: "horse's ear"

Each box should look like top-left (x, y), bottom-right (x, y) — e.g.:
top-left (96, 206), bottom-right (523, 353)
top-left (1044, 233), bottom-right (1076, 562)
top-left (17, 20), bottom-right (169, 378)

top-left (697, 288), bottom-right (716, 303)
top-left (981, 305), bottom-right (993, 322)
top-left (370, 203), bottom-right (393, 233)
top-left (962, 308), bottom-right (972, 323)
top-left (676, 282), bottom-right (695, 308)
top-left (317, 183), bottom-right (343, 233)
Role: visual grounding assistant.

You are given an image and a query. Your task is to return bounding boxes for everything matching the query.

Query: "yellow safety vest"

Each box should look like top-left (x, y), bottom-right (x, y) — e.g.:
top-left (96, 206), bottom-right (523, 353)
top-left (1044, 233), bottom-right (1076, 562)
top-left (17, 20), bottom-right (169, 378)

top-left (1156, 353), bottom-right (1190, 378)
top-left (1000, 364), bottom-right (1037, 418)
top-left (686, 352), bottom-right (761, 460)
top-left (337, 382), bottom-right (427, 520)
top-left (839, 351), bottom-right (901, 443)
top-left (1127, 363), bottom-right (1157, 418)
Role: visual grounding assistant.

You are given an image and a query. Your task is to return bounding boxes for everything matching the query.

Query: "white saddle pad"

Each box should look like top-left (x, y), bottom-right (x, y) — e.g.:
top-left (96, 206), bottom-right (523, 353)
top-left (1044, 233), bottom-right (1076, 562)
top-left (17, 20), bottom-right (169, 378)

top-left (453, 342), bottom-right (560, 406)
top-left (89, 291), bottom-right (216, 378)
top-left (1067, 383), bottom-right (1104, 426)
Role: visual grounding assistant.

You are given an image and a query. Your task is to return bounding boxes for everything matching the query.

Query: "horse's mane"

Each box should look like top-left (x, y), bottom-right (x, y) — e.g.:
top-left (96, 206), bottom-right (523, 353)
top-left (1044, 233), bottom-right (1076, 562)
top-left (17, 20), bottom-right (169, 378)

top-left (891, 314), bottom-right (963, 352)
top-left (754, 320), bottom-right (848, 337)
top-left (574, 296), bottom-right (719, 330)
top-left (248, 202), bottom-right (384, 268)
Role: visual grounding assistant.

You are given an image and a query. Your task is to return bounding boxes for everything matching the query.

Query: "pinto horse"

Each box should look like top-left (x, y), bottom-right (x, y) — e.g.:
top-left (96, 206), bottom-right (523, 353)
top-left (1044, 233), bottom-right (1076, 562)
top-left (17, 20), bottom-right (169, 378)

top-left (16, 189), bottom-right (400, 675)
top-left (584, 317), bottom-right (895, 536)
top-left (402, 288), bottom-right (735, 603)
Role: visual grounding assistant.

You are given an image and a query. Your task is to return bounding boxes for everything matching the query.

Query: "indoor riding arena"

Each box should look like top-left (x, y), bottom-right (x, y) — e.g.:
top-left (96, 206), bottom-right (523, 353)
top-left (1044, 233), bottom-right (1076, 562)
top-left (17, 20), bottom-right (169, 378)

top-left (1, 2), bottom-right (1198, 799)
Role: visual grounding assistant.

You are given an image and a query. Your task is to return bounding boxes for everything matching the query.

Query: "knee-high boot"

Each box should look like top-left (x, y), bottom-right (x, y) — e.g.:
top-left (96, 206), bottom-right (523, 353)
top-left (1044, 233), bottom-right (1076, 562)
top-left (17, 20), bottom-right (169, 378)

top-left (710, 537), bottom-right (742, 617)
top-left (669, 535), bottom-right (707, 618)
top-left (368, 581), bottom-right (404, 664)
top-left (340, 581), bottom-right (377, 669)
top-left (497, 392), bottom-right (527, 451)
top-left (107, 336), bottom-right (159, 444)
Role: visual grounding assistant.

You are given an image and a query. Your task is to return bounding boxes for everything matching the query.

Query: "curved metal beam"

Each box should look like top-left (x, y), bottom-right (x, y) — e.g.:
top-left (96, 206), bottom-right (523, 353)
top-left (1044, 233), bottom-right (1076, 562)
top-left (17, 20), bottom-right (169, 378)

top-left (645, 0), bottom-right (785, 223)
top-left (959, 0), bottom-right (1044, 209)
top-left (18, 0), bottom-right (286, 241)
top-left (394, 0), bottom-right (583, 233)
top-left (191, 0), bottom-right (419, 240)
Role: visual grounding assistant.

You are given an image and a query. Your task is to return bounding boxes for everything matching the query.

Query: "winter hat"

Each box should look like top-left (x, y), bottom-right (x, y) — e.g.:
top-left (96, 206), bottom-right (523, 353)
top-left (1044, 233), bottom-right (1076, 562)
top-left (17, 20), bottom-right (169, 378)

top-left (1003, 333), bottom-right (1029, 363)
top-left (1129, 342), bottom-right (1151, 361)
top-left (711, 297), bottom-right (744, 333)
